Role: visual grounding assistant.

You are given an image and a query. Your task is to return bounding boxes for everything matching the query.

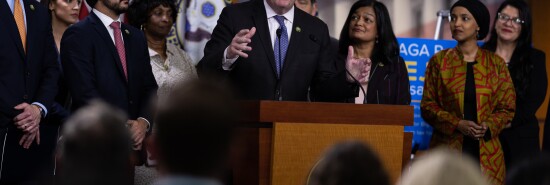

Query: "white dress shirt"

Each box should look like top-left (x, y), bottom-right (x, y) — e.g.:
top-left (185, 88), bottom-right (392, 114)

top-left (93, 9), bottom-right (124, 44)
top-left (222, 0), bottom-right (294, 70)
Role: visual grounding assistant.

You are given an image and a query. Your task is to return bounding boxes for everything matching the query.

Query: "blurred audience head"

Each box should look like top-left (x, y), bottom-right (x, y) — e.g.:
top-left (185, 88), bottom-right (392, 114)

top-left (127, 0), bottom-right (177, 38)
top-left (339, 0), bottom-right (398, 65)
top-left (295, 0), bottom-right (317, 16)
top-left (506, 154), bottom-right (550, 185)
top-left (308, 140), bottom-right (390, 185)
top-left (57, 100), bottom-right (133, 185)
top-left (40, 0), bottom-right (82, 24)
top-left (151, 79), bottom-right (239, 178)
top-left (399, 148), bottom-right (488, 185)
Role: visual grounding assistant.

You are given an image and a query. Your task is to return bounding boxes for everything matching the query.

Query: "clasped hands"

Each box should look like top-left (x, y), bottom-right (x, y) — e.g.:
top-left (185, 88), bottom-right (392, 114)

top-left (457, 120), bottom-right (488, 140)
top-left (127, 118), bottom-right (148, 150)
top-left (13, 103), bottom-right (41, 149)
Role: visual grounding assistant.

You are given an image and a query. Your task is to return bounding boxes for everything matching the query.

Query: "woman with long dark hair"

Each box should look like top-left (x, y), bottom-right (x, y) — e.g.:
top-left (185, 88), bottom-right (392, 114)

top-left (421, 0), bottom-right (515, 184)
top-left (482, 0), bottom-right (547, 171)
top-left (338, 0), bottom-right (410, 105)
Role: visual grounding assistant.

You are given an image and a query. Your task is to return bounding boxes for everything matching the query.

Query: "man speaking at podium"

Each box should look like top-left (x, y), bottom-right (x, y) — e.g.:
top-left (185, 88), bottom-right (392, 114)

top-left (198, 0), bottom-right (360, 101)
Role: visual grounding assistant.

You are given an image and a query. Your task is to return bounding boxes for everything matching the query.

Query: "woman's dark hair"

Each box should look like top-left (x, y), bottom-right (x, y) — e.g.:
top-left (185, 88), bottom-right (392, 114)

top-left (338, 0), bottom-right (399, 65)
top-left (39, 0), bottom-right (53, 19)
top-left (482, 0), bottom-right (533, 99)
top-left (127, 0), bottom-right (178, 29)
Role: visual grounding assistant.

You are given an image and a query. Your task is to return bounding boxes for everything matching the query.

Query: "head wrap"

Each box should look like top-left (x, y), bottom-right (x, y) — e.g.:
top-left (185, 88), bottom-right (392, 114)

top-left (451, 0), bottom-right (490, 40)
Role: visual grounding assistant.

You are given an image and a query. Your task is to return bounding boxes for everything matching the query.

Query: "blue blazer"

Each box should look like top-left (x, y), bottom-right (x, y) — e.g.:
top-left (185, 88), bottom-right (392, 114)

top-left (0, 0), bottom-right (59, 128)
top-left (61, 12), bottom-right (157, 122)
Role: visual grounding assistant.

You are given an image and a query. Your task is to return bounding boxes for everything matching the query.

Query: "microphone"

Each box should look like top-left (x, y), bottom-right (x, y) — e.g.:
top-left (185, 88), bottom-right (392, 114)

top-left (275, 28), bottom-right (283, 101)
top-left (276, 28), bottom-right (282, 38)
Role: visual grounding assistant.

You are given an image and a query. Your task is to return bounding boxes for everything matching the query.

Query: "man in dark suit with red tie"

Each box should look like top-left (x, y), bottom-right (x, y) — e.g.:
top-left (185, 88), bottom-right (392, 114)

top-left (198, 0), bottom-right (358, 102)
top-left (0, 0), bottom-right (60, 183)
top-left (61, 0), bottom-right (157, 158)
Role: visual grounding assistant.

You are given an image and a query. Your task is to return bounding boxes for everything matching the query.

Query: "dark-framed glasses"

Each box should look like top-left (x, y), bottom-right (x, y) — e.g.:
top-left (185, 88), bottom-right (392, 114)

top-left (497, 13), bottom-right (524, 25)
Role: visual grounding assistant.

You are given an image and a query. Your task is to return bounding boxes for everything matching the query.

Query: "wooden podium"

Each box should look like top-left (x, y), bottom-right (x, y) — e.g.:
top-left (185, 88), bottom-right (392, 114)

top-left (234, 101), bottom-right (413, 185)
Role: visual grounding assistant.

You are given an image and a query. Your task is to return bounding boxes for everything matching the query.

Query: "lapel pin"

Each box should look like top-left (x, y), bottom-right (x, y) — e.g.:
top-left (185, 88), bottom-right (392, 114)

top-left (295, 26), bottom-right (301, 33)
top-left (378, 62), bottom-right (384, 67)
top-left (125, 29), bottom-right (130, 35)
top-left (30, 4), bottom-right (35, 11)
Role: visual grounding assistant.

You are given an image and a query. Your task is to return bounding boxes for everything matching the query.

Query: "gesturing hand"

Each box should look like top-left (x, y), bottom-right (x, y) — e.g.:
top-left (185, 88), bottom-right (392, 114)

top-left (345, 46), bottom-right (372, 84)
top-left (226, 27), bottom-right (257, 59)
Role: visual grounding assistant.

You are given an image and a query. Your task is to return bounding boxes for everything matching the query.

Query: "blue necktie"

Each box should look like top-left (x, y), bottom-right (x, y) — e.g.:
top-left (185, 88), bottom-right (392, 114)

top-left (274, 15), bottom-right (288, 77)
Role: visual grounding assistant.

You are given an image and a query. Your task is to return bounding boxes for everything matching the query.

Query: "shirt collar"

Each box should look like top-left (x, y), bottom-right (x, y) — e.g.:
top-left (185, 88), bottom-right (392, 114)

top-left (264, 0), bottom-right (294, 24)
top-left (148, 47), bottom-right (159, 57)
top-left (148, 44), bottom-right (176, 57)
top-left (93, 9), bottom-right (122, 28)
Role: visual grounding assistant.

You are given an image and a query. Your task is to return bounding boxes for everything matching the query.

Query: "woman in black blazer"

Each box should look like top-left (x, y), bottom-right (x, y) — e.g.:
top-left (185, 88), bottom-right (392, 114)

top-left (336, 0), bottom-right (410, 105)
top-left (482, 0), bottom-right (547, 171)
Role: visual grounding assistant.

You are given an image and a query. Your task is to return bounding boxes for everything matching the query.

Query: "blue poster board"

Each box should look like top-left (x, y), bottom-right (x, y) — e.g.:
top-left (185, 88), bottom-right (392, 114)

top-left (397, 38), bottom-right (459, 150)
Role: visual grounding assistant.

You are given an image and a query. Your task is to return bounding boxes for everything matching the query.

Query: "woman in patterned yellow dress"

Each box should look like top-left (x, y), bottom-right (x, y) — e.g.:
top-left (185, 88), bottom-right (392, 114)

top-left (420, 0), bottom-right (515, 184)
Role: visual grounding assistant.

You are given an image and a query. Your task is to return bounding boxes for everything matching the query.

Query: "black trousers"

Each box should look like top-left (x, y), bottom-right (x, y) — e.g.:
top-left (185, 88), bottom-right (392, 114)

top-left (0, 125), bottom-right (58, 185)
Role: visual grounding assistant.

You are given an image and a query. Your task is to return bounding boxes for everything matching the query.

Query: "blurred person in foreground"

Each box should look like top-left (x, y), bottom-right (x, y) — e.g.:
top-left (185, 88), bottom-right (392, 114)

top-left (482, 0), bottom-right (547, 171)
top-left (57, 100), bottom-right (133, 185)
top-left (420, 0), bottom-right (515, 184)
top-left (505, 154), bottom-right (550, 185)
top-left (149, 79), bottom-right (239, 185)
top-left (127, 0), bottom-right (197, 103)
top-left (335, 0), bottom-right (410, 105)
top-left (399, 148), bottom-right (489, 185)
top-left (307, 140), bottom-right (390, 185)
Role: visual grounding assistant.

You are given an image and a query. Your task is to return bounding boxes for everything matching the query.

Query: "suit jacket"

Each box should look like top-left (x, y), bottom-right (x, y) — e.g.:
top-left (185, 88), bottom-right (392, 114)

top-left (0, 0), bottom-right (59, 182)
top-left (198, 0), bottom-right (352, 101)
top-left (61, 12), bottom-right (157, 122)
top-left (0, 0), bottom-right (59, 128)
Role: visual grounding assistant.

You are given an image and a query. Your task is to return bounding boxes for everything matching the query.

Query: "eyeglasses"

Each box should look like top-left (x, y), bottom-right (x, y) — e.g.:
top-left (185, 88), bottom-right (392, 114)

top-left (497, 13), bottom-right (524, 25)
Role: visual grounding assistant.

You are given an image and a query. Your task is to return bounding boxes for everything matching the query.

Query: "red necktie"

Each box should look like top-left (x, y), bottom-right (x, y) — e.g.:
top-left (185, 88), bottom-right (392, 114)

top-left (109, 21), bottom-right (128, 80)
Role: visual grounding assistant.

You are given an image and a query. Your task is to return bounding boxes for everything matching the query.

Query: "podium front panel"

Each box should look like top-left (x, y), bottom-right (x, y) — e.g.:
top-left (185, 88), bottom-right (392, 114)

top-left (271, 122), bottom-right (405, 185)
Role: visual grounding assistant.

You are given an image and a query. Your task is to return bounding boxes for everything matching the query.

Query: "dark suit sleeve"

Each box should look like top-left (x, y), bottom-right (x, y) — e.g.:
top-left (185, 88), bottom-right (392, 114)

top-left (34, 13), bottom-right (60, 111)
top-left (512, 50), bottom-right (547, 127)
top-left (396, 56), bottom-right (412, 105)
top-left (197, 7), bottom-right (234, 75)
top-left (60, 26), bottom-right (100, 109)
top-left (310, 24), bottom-right (357, 102)
top-left (137, 32), bottom-right (158, 125)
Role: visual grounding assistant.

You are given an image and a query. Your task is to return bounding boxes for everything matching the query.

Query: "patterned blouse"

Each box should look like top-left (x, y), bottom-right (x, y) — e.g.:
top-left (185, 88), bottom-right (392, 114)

top-left (149, 43), bottom-right (197, 102)
top-left (421, 47), bottom-right (516, 185)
